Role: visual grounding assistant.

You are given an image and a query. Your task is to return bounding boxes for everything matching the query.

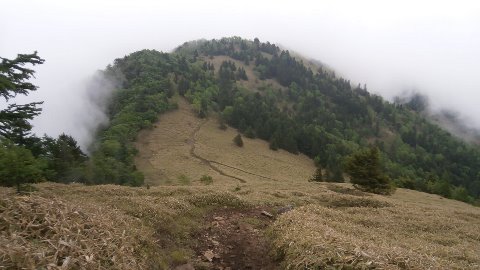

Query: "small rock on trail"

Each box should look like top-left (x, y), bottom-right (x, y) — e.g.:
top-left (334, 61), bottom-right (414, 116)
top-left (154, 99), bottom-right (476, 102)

top-left (261, 210), bottom-right (274, 218)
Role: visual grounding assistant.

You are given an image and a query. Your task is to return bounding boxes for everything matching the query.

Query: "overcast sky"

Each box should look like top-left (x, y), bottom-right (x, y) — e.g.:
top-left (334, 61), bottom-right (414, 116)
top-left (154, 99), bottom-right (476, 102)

top-left (1, 0), bottom-right (480, 148)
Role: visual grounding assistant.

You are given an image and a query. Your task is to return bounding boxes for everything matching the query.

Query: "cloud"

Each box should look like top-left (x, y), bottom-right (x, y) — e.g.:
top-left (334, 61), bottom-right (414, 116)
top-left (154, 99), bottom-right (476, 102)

top-left (1, 0), bottom-right (479, 147)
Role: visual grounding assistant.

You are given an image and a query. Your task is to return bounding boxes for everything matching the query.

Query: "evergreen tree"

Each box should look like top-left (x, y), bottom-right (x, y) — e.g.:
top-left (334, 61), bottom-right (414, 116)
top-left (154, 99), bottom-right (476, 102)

top-left (244, 126), bottom-right (256, 138)
top-left (253, 37), bottom-right (260, 49)
top-left (0, 52), bottom-right (47, 191)
top-left (42, 134), bottom-right (87, 183)
top-left (269, 133), bottom-right (280, 151)
top-left (429, 178), bottom-right (452, 198)
top-left (310, 167), bottom-right (323, 182)
top-left (0, 140), bottom-right (43, 192)
top-left (344, 147), bottom-right (394, 194)
top-left (233, 134), bottom-right (244, 147)
top-left (236, 67), bottom-right (248, 80)
top-left (0, 52), bottom-right (44, 145)
top-left (451, 186), bottom-right (473, 203)
top-left (329, 166), bottom-right (344, 183)
top-left (218, 118), bottom-right (228, 130)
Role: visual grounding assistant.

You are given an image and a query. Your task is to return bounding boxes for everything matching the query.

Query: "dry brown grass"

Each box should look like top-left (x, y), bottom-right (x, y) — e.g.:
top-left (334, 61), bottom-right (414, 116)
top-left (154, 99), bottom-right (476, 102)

top-left (195, 116), bottom-right (315, 185)
top-left (135, 98), bottom-right (227, 186)
top-left (4, 180), bottom-right (479, 269)
top-left (0, 189), bottom-right (146, 269)
top-left (135, 97), bottom-right (316, 189)
top-left (0, 183), bottom-right (251, 269)
top-left (270, 196), bottom-right (480, 269)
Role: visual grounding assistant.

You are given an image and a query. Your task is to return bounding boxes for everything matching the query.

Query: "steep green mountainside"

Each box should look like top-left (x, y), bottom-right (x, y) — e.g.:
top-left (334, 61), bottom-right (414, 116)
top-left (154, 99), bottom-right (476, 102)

top-left (90, 37), bottom-right (480, 203)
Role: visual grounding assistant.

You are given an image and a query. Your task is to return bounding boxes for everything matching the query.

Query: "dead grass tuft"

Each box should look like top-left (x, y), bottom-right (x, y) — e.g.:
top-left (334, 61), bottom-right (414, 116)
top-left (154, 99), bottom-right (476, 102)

top-left (0, 194), bottom-right (144, 269)
top-left (270, 203), bottom-right (480, 269)
top-left (327, 184), bottom-right (370, 197)
top-left (327, 196), bottom-right (392, 208)
top-left (186, 192), bottom-right (249, 208)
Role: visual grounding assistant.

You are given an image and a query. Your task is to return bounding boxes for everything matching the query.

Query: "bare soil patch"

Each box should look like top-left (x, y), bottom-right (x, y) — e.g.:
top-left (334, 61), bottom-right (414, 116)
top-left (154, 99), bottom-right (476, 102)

top-left (193, 207), bottom-right (279, 270)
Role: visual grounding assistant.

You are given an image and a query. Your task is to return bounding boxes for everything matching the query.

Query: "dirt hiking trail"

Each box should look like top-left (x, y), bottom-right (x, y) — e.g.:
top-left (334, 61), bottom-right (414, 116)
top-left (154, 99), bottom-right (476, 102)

top-left (191, 207), bottom-right (280, 270)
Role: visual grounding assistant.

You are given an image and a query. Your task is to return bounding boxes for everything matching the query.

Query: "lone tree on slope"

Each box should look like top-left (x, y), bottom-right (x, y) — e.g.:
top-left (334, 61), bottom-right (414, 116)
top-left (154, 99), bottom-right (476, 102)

top-left (310, 167), bottom-right (323, 182)
top-left (233, 134), bottom-right (244, 147)
top-left (344, 147), bottom-right (394, 195)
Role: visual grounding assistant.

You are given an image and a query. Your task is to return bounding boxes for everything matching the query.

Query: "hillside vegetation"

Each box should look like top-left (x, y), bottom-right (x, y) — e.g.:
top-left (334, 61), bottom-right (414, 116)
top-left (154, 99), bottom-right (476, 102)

top-left (134, 98), bottom-right (315, 187)
top-left (85, 37), bottom-right (480, 203)
top-left (2, 37), bottom-right (480, 269)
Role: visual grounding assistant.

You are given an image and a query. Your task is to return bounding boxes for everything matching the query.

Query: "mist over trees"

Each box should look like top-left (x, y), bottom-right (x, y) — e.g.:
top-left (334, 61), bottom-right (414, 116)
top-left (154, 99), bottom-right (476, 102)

top-left (395, 92), bottom-right (480, 144)
top-left (0, 53), bottom-right (87, 191)
top-left (83, 50), bottom-right (178, 186)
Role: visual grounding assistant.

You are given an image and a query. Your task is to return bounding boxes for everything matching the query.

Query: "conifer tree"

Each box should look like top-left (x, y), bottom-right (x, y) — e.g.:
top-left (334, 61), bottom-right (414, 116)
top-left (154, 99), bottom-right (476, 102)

top-left (344, 147), bottom-right (394, 194)
top-left (310, 167), bottom-right (323, 182)
top-left (0, 140), bottom-right (43, 193)
top-left (0, 52), bottom-right (46, 191)
top-left (0, 52), bottom-right (44, 145)
top-left (329, 166), bottom-right (344, 183)
top-left (233, 134), bottom-right (243, 147)
top-left (244, 126), bottom-right (256, 138)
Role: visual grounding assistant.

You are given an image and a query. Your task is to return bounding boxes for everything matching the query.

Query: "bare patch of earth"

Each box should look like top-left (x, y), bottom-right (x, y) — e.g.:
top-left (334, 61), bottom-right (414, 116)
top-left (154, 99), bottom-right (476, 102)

top-left (191, 207), bottom-right (280, 270)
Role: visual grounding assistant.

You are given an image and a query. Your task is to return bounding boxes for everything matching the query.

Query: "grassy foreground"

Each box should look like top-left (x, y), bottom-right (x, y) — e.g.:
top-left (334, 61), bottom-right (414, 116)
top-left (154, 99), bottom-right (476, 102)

top-left (1, 182), bottom-right (479, 269)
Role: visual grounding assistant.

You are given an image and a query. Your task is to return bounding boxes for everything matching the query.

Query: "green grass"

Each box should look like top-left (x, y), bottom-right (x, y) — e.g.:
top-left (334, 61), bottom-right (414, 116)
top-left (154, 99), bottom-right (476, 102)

top-left (177, 174), bottom-right (191, 185)
top-left (199, 174), bottom-right (213, 185)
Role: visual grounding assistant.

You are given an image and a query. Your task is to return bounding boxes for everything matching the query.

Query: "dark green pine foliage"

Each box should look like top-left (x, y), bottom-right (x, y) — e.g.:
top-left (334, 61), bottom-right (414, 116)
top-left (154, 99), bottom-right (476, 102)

top-left (0, 140), bottom-right (44, 193)
top-left (244, 126), bottom-right (256, 138)
top-left (174, 37), bottom-right (480, 202)
top-left (233, 134), bottom-right (244, 147)
top-left (0, 52), bottom-right (47, 191)
top-left (329, 166), bottom-right (345, 183)
top-left (0, 52), bottom-right (90, 188)
top-left (0, 52), bottom-right (44, 145)
top-left (310, 167), bottom-right (323, 182)
top-left (87, 50), bottom-right (178, 186)
top-left (236, 67), bottom-right (248, 80)
top-left (345, 147), bottom-right (393, 194)
top-left (41, 134), bottom-right (88, 183)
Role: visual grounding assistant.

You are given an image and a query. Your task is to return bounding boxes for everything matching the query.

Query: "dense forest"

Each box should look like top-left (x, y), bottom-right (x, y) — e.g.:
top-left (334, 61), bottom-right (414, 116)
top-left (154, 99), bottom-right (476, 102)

top-left (173, 37), bottom-right (480, 203)
top-left (2, 37), bottom-right (479, 204)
